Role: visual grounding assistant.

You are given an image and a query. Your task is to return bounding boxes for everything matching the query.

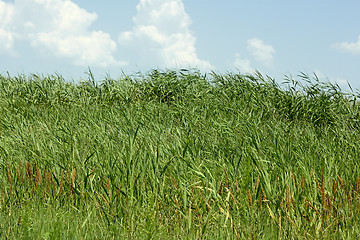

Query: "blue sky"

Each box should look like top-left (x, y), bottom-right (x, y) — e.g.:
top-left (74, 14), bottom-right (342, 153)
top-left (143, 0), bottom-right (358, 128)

top-left (0, 0), bottom-right (359, 89)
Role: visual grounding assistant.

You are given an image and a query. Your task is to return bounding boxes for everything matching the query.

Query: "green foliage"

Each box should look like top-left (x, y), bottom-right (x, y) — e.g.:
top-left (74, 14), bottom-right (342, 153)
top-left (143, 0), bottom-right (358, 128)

top-left (0, 69), bottom-right (360, 239)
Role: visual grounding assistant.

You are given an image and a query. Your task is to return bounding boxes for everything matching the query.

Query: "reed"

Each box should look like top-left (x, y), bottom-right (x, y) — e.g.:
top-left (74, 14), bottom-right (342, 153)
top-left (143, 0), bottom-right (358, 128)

top-left (0, 69), bottom-right (360, 238)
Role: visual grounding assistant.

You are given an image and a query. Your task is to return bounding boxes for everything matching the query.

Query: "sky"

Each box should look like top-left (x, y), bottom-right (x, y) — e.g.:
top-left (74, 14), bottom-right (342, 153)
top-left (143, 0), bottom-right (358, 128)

top-left (0, 0), bottom-right (359, 89)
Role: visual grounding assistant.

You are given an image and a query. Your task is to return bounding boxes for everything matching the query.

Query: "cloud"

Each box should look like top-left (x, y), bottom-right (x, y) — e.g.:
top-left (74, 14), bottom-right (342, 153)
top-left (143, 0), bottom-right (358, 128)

top-left (34, 31), bottom-right (123, 68)
top-left (0, 0), bottom-right (125, 67)
top-left (0, 28), bottom-right (15, 55)
top-left (247, 38), bottom-right (275, 66)
top-left (233, 53), bottom-right (255, 74)
top-left (0, 1), bottom-right (15, 55)
top-left (332, 36), bottom-right (360, 55)
top-left (314, 69), bottom-right (349, 88)
top-left (119, 0), bottom-right (213, 71)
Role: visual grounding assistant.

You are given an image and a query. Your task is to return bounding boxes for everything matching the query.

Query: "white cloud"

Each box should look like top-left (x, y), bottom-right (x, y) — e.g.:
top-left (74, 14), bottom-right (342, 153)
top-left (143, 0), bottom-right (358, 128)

top-left (0, 1), bottom-right (15, 54)
top-left (334, 78), bottom-right (349, 87)
top-left (332, 36), bottom-right (360, 55)
top-left (314, 69), bottom-right (349, 88)
top-left (0, 0), bottom-right (125, 67)
top-left (119, 0), bottom-right (213, 71)
top-left (0, 28), bottom-right (14, 54)
top-left (247, 38), bottom-right (275, 66)
top-left (34, 31), bottom-right (122, 68)
top-left (233, 53), bottom-right (255, 74)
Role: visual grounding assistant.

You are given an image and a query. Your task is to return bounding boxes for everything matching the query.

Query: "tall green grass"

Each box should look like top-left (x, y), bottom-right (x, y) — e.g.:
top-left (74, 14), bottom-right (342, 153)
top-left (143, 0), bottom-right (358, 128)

top-left (0, 69), bottom-right (360, 239)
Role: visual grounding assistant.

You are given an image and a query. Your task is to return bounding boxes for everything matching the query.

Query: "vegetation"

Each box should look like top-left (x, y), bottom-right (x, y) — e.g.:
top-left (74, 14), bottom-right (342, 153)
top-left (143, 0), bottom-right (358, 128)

top-left (1, 69), bottom-right (360, 239)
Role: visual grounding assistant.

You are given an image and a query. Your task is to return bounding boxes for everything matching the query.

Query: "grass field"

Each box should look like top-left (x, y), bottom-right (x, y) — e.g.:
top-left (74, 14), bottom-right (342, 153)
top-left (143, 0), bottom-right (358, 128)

top-left (1, 69), bottom-right (360, 239)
